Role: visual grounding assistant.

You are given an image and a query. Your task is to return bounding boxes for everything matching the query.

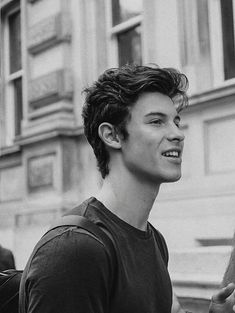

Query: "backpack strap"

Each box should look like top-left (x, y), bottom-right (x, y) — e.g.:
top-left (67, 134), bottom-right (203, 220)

top-left (48, 214), bottom-right (116, 263)
top-left (0, 270), bottom-right (22, 312)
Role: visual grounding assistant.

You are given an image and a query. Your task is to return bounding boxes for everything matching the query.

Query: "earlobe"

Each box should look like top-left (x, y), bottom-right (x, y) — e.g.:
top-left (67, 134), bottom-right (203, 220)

top-left (98, 123), bottom-right (122, 149)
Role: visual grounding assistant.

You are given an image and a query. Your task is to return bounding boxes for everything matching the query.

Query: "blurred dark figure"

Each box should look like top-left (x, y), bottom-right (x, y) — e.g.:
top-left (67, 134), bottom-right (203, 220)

top-left (0, 244), bottom-right (15, 271)
top-left (222, 233), bottom-right (235, 286)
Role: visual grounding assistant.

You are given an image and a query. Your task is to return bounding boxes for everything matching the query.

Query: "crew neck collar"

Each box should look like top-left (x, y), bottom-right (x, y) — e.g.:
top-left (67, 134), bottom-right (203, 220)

top-left (88, 197), bottom-right (152, 239)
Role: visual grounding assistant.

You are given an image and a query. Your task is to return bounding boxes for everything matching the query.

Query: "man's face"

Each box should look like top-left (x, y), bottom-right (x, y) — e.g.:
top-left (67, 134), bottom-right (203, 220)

top-left (120, 92), bottom-right (185, 185)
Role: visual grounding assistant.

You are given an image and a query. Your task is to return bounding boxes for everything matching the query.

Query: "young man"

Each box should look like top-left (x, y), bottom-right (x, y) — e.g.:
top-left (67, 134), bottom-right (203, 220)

top-left (19, 64), bottom-right (235, 313)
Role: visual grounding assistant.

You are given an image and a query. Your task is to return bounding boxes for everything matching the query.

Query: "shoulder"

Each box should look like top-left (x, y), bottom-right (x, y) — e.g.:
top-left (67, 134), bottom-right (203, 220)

top-left (23, 227), bottom-right (114, 288)
top-left (33, 226), bottom-right (111, 264)
top-left (20, 227), bottom-right (115, 313)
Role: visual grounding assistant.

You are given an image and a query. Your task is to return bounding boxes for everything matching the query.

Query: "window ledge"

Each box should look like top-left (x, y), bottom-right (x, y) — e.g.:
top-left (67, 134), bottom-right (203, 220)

top-left (0, 144), bottom-right (20, 157)
top-left (0, 144), bottom-right (22, 169)
top-left (189, 82), bottom-right (235, 107)
top-left (15, 127), bottom-right (83, 147)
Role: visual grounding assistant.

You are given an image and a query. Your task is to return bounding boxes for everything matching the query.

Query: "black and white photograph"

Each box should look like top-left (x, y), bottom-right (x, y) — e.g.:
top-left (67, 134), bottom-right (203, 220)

top-left (0, 1), bottom-right (235, 312)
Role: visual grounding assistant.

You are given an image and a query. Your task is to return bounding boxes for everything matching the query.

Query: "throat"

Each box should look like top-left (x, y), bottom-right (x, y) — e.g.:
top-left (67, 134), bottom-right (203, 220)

top-left (95, 179), bottom-right (159, 231)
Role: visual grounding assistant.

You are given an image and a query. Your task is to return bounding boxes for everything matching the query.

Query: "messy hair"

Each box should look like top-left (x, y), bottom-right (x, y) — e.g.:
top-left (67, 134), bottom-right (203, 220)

top-left (82, 64), bottom-right (188, 178)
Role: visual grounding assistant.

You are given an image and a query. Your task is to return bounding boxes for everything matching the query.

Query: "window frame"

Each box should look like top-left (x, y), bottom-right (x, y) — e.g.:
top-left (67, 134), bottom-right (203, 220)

top-left (177, 0), bottom-right (235, 92)
top-left (208, 0), bottom-right (235, 87)
top-left (106, 0), bottom-right (143, 67)
top-left (1, 2), bottom-right (23, 147)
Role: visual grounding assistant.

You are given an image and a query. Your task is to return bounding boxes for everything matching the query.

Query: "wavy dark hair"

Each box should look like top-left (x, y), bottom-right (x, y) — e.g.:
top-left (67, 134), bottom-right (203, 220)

top-left (82, 64), bottom-right (188, 178)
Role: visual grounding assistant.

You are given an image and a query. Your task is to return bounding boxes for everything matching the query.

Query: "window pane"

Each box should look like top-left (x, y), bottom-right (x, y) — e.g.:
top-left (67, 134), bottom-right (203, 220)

top-left (178, 0), bottom-right (196, 66)
top-left (14, 77), bottom-right (22, 136)
top-left (112, 0), bottom-right (142, 26)
top-left (220, 0), bottom-right (235, 80)
top-left (9, 10), bottom-right (21, 74)
top-left (197, 0), bottom-right (210, 57)
top-left (118, 25), bottom-right (142, 66)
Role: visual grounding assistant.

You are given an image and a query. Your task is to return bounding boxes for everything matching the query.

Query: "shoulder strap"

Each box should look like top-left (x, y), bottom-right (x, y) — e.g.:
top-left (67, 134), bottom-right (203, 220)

top-left (0, 270), bottom-right (22, 312)
top-left (48, 215), bottom-right (116, 262)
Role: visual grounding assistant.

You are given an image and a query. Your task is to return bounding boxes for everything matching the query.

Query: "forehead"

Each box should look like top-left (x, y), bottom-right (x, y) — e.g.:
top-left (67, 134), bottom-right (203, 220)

top-left (130, 92), bottom-right (178, 120)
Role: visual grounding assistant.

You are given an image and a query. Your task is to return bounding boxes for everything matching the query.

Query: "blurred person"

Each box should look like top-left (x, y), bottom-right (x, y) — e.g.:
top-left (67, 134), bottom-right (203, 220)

top-left (19, 64), bottom-right (235, 313)
top-left (0, 244), bottom-right (15, 271)
top-left (222, 233), bottom-right (235, 287)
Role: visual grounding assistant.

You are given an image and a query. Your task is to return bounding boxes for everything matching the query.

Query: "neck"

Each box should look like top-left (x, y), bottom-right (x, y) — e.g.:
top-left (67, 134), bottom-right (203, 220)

top-left (95, 169), bottom-right (160, 231)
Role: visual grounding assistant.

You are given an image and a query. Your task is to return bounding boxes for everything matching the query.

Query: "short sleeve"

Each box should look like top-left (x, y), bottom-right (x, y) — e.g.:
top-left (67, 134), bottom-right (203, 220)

top-left (25, 228), bottom-right (113, 313)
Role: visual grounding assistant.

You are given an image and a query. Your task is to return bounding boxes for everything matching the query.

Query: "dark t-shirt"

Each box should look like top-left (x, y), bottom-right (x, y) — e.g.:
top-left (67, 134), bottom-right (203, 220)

top-left (19, 197), bottom-right (172, 313)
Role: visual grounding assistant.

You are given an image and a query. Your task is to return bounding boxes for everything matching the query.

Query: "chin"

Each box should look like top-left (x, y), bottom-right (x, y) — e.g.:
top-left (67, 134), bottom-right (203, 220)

top-left (163, 172), bottom-right (182, 183)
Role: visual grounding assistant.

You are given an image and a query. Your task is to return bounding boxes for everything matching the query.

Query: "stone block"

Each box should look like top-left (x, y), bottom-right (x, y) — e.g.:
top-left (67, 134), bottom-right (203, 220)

top-left (204, 114), bottom-right (235, 174)
top-left (29, 69), bottom-right (73, 108)
top-left (169, 246), bottom-right (232, 300)
top-left (28, 13), bottom-right (71, 54)
top-left (169, 246), bottom-right (232, 278)
top-left (0, 166), bottom-right (24, 201)
top-left (27, 153), bottom-right (55, 192)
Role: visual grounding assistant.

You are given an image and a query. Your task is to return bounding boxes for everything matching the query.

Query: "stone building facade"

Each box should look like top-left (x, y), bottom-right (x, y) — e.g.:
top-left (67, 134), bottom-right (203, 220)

top-left (1, 0), bottom-right (235, 311)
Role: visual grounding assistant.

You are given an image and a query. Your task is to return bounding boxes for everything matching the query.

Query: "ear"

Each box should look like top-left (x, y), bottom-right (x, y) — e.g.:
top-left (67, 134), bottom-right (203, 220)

top-left (98, 122), bottom-right (122, 149)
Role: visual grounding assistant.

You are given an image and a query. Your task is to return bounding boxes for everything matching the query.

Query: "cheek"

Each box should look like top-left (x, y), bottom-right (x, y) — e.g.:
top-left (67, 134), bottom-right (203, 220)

top-left (136, 139), bottom-right (160, 166)
top-left (133, 136), bottom-right (153, 155)
top-left (125, 128), bottom-right (163, 161)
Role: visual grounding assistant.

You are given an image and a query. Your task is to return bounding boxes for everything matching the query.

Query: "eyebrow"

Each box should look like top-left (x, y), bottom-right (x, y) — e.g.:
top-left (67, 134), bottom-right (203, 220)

top-left (144, 112), bottom-right (181, 121)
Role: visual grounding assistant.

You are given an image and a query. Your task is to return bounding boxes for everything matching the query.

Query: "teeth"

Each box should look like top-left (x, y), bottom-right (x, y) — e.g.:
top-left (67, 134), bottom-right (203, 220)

top-left (163, 151), bottom-right (179, 157)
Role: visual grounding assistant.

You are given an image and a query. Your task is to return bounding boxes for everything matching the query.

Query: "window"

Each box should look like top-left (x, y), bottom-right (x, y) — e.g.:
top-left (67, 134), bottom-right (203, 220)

top-left (1, 3), bottom-right (23, 147)
top-left (109, 0), bottom-right (143, 66)
top-left (220, 0), bottom-right (235, 80)
top-left (178, 0), bottom-right (235, 88)
top-left (208, 0), bottom-right (235, 84)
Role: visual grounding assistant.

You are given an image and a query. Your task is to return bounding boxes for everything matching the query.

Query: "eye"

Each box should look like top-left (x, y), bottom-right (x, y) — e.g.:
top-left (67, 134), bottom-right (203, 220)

top-left (150, 119), bottom-right (164, 126)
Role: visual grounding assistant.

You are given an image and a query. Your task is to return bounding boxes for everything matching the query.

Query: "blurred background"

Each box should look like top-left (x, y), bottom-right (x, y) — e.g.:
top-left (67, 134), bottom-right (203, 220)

top-left (0, 0), bottom-right (235, 311)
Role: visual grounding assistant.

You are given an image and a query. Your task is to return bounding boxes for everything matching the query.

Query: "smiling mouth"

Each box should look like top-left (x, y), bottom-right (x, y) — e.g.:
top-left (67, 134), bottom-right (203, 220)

top-left (162, 150), bottom-right (180, 158)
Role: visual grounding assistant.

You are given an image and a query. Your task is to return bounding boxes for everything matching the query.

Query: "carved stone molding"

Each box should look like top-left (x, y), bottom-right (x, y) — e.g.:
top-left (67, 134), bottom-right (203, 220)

top-left (28, 0), bottom-right (41, 3)
top-left (29, 69), bottom-right (73, 109)
top-left (27, 153), bottom-right (55, 192)
top-left (28, 12), bottom-right (71, 54)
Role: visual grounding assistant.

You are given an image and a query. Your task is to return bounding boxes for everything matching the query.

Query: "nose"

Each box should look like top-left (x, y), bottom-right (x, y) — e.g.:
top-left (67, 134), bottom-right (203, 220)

top-left (167, 124), bottom-right (185, 142)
